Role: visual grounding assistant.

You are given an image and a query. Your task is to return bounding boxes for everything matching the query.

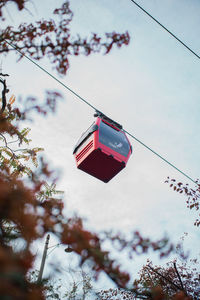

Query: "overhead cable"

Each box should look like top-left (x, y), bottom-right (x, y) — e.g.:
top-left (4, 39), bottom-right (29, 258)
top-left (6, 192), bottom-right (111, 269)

top-left (130, 0), bottom-right (200, 60)
top-left (3, 39), bottom-right (197, 185)
top-left (4, 40), bottom-right (98, 112)
top-left (123, 129), bottom-right (197, 184)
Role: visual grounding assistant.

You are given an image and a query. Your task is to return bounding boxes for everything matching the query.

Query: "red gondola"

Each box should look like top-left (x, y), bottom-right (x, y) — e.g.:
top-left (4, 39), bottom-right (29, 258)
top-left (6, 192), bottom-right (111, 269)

top-left (73, 111), bottom-right (132, 183)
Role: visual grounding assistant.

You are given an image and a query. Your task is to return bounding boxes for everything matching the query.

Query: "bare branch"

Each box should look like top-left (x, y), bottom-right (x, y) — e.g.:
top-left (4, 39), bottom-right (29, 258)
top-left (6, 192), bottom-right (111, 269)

top-left (147, 264), bottom-right (182, 291)
top-left (173, 262), bottom-right (187, 295)
top-left (0, 77), bottom-right (9, 113)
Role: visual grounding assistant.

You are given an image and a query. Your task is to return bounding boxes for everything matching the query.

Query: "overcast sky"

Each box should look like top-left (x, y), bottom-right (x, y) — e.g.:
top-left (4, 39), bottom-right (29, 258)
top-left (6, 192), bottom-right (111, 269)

top-left (2, 0), bottom-right (200, 293)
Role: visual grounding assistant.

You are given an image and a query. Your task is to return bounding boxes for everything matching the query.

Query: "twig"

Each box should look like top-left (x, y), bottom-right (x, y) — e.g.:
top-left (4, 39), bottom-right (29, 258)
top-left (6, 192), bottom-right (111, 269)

top-left (173, 262), bottom-right (187, 295)
top-left (0, 73), bottom-right (9, 77)
top-left (147, 264), bottom-right (182, 291)
top-left (7, 138), bottom-right (20, 144)
top-left (0, 133), bottom-right (16, 159)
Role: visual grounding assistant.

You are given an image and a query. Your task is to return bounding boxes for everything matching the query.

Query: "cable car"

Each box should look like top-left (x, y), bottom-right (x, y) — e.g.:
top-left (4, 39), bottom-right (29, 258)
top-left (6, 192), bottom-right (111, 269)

top-left (73, 111), bottom-right (132, 183)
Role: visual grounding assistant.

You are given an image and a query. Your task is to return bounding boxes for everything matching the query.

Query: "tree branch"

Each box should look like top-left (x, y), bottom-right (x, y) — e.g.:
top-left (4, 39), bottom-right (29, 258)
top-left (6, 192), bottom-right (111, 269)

top-left (0, 133), bottom-right (16, 159)
top-left (0, 77), bottom-right (9, 113)
top-left (173, 262), bottom-right (187, 295)
top-left (147, 264), bottom-right (182, 291)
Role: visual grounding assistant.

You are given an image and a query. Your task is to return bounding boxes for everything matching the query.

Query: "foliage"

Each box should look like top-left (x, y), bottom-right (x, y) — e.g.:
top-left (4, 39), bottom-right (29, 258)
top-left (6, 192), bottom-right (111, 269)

top-left (63, 268), bottom-right (94, 300)
top-left (28, 270), bottom-right (62, 299)
top-left (0, 0), bottom-right (130, 75)
top-left (96, 258), bottom-right (199, 299)
top-left (133, 259), bottom-right (199, 300)
top-left (97, 288), bottom-right (135, 300)
top-left (166, 178), bottom-right (200, 226)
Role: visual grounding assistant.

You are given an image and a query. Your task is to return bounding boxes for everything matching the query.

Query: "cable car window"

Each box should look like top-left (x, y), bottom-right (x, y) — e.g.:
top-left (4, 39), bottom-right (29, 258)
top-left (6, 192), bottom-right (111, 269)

top-left (99, 121), bottom-right (130, 156)
top-left (73, 123), bottom-right (98, 154)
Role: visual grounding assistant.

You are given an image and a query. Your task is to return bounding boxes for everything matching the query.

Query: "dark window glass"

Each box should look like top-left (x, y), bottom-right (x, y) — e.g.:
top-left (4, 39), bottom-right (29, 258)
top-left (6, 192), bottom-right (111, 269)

top-left (99, 121), bottom-right (130, 156)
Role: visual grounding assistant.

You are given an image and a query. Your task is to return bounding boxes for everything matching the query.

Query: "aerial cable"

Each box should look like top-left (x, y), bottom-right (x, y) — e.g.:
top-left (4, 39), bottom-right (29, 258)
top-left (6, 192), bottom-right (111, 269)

top-left (4, 39), bottom-right (197, 185)
top-left (129, 0), bottom-right (200, 60)
top-left (123, 129), bottom-right (197, 185)
top-left (4, 40), bottom-right (99, 113)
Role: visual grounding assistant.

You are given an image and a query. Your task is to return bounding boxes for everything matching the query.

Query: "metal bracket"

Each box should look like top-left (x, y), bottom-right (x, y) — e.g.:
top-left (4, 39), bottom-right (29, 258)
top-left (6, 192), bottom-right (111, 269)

top-left (94, 110), bottom-right (123, 130)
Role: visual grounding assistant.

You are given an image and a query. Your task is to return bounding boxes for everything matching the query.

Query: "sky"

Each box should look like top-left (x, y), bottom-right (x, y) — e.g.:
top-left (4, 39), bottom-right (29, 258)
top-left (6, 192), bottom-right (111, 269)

top-left (1, 0), bottom-right (200, 294)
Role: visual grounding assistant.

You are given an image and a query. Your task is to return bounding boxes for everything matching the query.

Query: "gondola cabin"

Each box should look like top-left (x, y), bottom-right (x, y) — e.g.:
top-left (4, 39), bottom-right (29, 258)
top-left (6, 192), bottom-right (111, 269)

top-left (73, 113), bottom-right (132, 183)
